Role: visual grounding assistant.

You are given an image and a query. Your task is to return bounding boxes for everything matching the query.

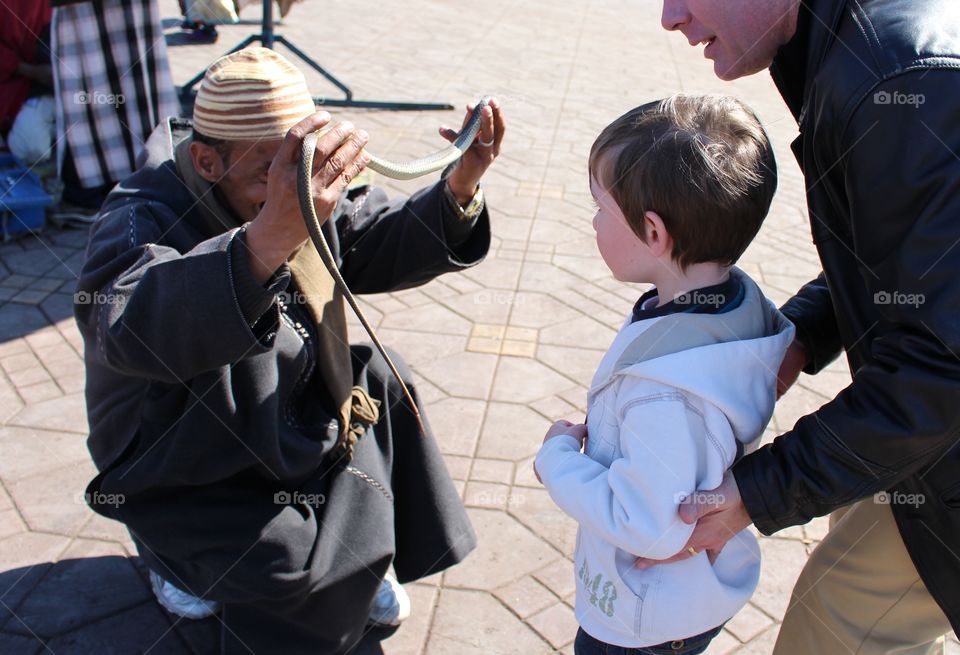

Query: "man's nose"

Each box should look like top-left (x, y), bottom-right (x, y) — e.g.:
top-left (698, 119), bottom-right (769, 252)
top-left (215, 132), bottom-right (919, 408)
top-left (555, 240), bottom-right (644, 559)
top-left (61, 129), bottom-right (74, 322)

top-left (661, 0), bottom-right (690, 32)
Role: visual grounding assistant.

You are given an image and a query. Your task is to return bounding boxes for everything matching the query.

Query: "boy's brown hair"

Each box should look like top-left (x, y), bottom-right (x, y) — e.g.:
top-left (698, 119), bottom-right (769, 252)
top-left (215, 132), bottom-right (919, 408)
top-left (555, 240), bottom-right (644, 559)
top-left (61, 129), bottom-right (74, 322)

top-left (589, 94), bottom-right (777, 269)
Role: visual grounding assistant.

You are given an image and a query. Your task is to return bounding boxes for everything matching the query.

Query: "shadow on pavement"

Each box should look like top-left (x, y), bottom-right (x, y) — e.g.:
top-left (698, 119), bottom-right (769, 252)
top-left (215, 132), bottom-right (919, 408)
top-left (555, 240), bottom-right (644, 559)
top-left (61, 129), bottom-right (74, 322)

top-left (0, 556), bottom-right (393, 654)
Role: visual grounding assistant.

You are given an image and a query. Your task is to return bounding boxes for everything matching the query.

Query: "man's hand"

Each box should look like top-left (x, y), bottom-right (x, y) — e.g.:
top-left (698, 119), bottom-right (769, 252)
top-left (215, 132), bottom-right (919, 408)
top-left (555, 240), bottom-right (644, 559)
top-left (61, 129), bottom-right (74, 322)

top-left (441, 97), bottom-right (505, 205)
top-left (634, 470), bottom-right (752, 568)
top-left (246, 112), bottom-right (370, 284)
top-left (534, 420), bottom-right (587, 484)
top-left (777, 339), bottom-right (809, 399)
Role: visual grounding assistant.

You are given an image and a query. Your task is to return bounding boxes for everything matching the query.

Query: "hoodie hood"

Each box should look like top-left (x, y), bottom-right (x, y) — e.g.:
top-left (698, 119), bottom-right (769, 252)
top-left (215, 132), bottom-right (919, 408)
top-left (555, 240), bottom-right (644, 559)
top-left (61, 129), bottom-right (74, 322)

top-left (589, 268), bottom-right (795, 447)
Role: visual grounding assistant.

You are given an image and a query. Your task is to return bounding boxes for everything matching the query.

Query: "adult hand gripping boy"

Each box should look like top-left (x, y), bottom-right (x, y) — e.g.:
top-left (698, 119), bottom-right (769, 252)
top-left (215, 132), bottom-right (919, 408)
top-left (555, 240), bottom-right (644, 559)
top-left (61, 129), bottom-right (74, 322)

top-left (633, 339), bottom-right (809, 568)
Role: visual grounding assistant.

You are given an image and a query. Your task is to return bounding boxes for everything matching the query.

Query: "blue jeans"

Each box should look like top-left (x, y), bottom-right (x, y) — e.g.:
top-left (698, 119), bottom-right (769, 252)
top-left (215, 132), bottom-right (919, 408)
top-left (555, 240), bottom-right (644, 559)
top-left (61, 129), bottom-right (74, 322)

top-left (574, 625), bottom-right (725, 655)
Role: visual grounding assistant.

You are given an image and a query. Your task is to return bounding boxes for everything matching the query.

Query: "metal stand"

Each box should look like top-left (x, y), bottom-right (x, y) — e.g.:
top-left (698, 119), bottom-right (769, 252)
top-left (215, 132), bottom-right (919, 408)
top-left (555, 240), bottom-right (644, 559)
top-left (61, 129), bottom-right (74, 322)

top-left (177, 0), bottom-right (453, 113)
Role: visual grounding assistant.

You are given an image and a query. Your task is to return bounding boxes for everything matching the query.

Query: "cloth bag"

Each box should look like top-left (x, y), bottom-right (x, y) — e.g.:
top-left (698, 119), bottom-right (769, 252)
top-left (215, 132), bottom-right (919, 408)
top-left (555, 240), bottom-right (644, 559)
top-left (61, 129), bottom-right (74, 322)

top-left (7, 96), bottom-right (56, 163)
top-left (185, 0), bottom-right (239, 23)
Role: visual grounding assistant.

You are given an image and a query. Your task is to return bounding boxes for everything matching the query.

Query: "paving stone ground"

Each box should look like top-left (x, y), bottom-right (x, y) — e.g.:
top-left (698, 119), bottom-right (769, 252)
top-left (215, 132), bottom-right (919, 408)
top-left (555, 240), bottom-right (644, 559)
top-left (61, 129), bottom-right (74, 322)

top-left (1, 1), bottom-right (959, 654)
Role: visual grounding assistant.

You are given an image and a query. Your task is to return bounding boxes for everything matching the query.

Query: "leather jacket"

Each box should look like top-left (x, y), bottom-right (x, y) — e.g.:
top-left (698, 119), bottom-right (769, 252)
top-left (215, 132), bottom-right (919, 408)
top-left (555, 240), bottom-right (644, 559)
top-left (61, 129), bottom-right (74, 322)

top-left (732, 0), bottom-right (960, 634)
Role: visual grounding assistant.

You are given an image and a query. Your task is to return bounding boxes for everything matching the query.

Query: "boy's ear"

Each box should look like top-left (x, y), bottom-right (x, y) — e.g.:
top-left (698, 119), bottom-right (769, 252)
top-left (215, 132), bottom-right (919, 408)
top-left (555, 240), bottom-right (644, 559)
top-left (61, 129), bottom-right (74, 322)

top-left (189, 141), bottom-right (227, 184)
top-left (643, 210), bottom-right (673, 258)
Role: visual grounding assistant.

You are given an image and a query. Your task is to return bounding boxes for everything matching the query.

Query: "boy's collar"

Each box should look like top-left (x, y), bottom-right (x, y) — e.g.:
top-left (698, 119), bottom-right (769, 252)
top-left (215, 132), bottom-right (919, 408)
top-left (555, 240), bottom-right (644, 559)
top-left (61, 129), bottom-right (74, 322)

top-left (632, 274), bottom-right (744, 322)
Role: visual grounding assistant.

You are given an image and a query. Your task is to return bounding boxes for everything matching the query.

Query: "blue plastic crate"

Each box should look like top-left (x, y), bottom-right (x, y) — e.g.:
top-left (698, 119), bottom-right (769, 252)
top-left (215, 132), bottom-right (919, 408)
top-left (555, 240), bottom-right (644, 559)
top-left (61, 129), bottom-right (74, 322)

top-left (0, 153), bottom-right (53, 240)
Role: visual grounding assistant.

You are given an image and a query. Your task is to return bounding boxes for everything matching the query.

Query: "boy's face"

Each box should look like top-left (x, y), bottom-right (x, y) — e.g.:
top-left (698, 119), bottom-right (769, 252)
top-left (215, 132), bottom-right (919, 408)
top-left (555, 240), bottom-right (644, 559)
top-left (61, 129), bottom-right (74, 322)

top-left (660, 0), bottom-right (800, 81)
top-left (589, 167), bottom-right (656, 283)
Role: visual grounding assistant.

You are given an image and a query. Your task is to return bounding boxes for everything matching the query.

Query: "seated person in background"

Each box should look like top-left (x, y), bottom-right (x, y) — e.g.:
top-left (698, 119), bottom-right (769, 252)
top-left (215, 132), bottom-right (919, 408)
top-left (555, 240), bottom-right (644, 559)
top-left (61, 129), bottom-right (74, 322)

top-left (535, 94), bottom-right (793, 655)
top-left (0, 0), bottom-right (53, 161)
top-left (75, 46), bottom-right (504, 654)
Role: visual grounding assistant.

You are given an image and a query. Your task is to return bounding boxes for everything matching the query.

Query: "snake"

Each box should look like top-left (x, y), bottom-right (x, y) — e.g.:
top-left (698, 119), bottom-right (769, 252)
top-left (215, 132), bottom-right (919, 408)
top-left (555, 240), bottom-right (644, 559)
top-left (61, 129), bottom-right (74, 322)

top-left (297, 97), bottom-right (492, 428)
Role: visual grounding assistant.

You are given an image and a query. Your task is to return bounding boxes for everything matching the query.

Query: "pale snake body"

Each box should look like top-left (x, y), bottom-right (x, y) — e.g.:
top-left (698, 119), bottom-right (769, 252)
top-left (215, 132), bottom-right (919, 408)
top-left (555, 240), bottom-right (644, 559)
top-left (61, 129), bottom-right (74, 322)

top-left (296, 97), bottom-right (492, 426)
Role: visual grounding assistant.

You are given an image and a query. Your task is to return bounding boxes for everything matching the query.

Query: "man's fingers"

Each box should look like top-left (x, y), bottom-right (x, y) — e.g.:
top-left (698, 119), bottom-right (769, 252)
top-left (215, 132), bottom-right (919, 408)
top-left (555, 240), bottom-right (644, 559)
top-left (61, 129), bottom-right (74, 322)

top-left (635, 529), bottom-right (706, 569)
top-left (309, 146), bottom-right (368, 221)
top-left (438, 126), bottom-right (458, 144)
top-left (460, 104), bottom-right (474, 132)
top-left (314, 124), bottom-right (368, 188)
top-left (634, 550), bottom-right (692, 570)
top-left (678, 493), bottom-right (711, 524)
top-left (440, 99), bottom-right (502, 151)
top-left (310, 120), bottom-right (356, 176)
top-left (279, 110), bottom-right (332, 165)
top-left (327, 148), bottom-right (369, 198)
top-left (477, 104), bottom-right (495, 149)
top-left (678, 483), bottom-right (731, 524)
top-left (490, 97), bottom-right (505, 154)
top-left (678, 497), bottom-right (704, 524)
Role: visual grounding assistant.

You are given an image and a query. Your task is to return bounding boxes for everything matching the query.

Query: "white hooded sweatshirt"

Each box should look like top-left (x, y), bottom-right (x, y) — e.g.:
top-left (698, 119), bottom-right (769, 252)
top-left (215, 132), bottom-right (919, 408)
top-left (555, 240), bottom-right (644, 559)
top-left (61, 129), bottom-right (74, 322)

top-left (536, 268), bottom-right (794, 648)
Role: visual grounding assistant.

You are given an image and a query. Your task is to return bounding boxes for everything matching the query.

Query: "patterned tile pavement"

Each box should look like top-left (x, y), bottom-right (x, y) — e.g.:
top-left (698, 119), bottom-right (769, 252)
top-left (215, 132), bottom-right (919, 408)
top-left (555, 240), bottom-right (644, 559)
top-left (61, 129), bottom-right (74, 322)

top-left (1, 0), bottom-right (959, 653)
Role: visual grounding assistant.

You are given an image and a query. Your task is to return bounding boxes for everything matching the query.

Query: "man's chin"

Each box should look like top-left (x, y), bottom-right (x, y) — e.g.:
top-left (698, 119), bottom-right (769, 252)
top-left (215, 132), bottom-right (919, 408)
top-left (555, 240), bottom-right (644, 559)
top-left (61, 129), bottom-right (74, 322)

top-left (714, 63), bottom-right (739, 81)
top-left (713, 58), bottom-right (765, 82)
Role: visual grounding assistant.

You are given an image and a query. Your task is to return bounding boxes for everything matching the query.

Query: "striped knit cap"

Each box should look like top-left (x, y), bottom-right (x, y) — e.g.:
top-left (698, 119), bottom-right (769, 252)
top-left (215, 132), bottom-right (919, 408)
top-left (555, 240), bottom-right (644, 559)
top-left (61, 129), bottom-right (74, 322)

top-left (192, 47), bottom-right (316, 141)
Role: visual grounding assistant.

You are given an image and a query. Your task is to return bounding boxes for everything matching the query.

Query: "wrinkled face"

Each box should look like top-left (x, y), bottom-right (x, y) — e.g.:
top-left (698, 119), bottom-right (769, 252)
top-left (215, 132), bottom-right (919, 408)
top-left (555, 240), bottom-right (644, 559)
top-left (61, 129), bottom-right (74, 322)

top-left (589, 168), bottom-right (652, 283)
top-left (201, 139), bottom-right (283, 223)
top-left (660, 0), bottom-right (800, 81)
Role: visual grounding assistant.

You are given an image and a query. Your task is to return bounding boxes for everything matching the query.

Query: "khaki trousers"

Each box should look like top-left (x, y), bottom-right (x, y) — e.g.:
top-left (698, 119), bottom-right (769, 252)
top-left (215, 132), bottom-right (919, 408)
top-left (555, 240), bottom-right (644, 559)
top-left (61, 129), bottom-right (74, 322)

top-left (772, 499), bottom-right (952, 655)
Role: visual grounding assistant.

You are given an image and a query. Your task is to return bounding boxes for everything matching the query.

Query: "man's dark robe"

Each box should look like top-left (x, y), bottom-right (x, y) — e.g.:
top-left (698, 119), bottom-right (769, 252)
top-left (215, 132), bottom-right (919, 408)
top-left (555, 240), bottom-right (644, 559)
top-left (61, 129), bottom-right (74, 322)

top-left (75, 118), bottom-right (487, 654)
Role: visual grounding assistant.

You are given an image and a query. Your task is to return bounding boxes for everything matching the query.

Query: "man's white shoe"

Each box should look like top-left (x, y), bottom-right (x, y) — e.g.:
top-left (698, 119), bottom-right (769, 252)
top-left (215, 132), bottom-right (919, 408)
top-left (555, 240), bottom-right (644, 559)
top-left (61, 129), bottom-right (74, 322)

top-left (149, 570), bottom-right (221, 620)
top-left (149, 569), bottom-right (408, 626)
top-left (367, 573), bottom-right (411, 627)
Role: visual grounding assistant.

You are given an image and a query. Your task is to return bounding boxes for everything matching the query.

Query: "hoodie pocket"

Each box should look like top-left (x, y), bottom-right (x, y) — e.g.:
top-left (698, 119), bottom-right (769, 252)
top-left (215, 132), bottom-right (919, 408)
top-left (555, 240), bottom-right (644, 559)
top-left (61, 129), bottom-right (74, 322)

top-left (575, 530), bottom-right (645, 639)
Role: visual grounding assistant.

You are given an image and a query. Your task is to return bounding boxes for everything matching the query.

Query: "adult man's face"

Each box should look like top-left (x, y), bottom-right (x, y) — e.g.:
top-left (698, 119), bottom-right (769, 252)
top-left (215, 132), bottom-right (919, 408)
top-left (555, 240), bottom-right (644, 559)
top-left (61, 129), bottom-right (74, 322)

top-left (191, 138), bottom-right (284, 223)
top-left (661, 0), bottom-right (801, 81)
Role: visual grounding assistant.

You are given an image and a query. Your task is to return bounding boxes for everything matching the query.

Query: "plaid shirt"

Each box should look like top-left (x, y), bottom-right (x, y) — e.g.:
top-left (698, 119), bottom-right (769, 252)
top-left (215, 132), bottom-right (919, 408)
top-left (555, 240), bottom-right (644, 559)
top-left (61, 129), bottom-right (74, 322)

top-left (53, 0), bottom-right (178, 189)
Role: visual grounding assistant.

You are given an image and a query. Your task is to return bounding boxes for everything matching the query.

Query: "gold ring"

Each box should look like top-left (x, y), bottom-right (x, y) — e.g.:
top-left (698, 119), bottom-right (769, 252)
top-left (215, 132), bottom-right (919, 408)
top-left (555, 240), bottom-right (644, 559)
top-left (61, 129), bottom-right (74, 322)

top-left (687, 547), bottom-right (698, 556)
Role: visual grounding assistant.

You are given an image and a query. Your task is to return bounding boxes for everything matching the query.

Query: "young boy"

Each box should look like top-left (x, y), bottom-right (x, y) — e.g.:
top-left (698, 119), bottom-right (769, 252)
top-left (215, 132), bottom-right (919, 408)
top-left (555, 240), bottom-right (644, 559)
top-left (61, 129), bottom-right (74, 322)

top-left (534, 94), bottom-right (795, 654)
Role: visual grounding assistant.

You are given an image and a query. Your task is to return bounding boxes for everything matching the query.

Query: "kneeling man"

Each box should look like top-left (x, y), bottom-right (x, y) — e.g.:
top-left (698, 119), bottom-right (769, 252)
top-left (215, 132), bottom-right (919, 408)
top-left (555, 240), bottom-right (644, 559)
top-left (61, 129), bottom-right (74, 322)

top-left (75, 47), bottom-right (503, 654)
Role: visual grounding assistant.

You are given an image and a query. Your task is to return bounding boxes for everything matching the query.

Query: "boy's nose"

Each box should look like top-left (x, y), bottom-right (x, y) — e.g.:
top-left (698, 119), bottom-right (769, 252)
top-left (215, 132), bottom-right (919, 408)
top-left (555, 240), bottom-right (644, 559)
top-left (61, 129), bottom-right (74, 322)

top-left (661, 0), bottom-right (690, 32)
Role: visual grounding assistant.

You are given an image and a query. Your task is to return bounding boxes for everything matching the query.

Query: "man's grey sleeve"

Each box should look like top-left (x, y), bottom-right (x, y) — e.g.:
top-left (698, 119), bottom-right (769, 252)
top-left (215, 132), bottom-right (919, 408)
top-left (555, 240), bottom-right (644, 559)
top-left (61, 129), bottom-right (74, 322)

top-left (75, 202), bottom-right (286, 383)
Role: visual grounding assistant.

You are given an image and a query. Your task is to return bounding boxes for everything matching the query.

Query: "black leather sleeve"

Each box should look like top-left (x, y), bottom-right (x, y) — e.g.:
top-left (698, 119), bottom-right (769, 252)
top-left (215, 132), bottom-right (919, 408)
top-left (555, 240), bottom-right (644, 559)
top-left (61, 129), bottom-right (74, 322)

top-left (780, 272), bottom-right (843, 374)
top-left (735, 70), bottom-right (960, 534)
